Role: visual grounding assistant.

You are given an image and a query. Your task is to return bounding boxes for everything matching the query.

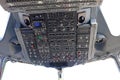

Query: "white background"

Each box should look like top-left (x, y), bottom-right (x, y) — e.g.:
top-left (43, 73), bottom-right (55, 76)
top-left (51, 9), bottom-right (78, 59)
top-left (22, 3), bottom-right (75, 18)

top-left (0, 0), bottom-right (120, 80)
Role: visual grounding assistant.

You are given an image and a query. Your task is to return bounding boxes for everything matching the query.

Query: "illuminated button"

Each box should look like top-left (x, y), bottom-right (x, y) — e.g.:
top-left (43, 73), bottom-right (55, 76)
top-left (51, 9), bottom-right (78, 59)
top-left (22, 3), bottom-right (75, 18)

top-left (33, 21), bottom-right (42, 27)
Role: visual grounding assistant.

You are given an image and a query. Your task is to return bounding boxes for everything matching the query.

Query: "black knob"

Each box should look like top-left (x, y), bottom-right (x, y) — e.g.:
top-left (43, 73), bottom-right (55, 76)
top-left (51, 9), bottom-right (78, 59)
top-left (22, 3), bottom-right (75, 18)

top-left (78, 16), bottom-right (85, 23)
top-left (24, 19), bottom-right (30, 25)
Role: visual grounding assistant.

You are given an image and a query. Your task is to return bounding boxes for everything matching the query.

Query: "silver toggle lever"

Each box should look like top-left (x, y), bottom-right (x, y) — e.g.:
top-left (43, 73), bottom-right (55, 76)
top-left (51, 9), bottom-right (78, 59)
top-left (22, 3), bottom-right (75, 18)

top-left (58, 68), bottom-right (62, 80)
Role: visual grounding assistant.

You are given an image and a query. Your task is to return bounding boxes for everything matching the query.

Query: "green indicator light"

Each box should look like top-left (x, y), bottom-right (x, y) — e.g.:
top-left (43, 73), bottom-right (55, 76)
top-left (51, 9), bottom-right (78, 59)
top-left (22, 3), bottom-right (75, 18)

top-left (37, 36), bottom-right (42, 40)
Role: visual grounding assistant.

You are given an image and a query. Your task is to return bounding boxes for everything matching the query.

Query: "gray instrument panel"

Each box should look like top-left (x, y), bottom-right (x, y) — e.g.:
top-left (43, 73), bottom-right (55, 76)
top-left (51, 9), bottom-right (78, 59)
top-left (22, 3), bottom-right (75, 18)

top-left (15, 11), bottom-right (94, 68)
top-left (1, 0), bottom-right (120, 80)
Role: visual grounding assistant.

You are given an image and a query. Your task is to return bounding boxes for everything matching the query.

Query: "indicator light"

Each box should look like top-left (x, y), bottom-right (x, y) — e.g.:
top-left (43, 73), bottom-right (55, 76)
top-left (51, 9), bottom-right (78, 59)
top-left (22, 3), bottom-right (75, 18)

top-left (33, 21), bottom-right (42, 27)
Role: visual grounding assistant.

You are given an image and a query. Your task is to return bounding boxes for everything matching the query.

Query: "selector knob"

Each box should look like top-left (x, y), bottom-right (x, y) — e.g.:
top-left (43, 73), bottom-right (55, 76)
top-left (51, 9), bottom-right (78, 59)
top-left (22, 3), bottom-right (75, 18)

top-left (24, 19), bottom-right (30, 25)
top-left (62, 28), bottom-right (66, 31)
top-left (78, 16), bottom-right (85, 23)
top-left (53, 28), bottom-right (57, 32)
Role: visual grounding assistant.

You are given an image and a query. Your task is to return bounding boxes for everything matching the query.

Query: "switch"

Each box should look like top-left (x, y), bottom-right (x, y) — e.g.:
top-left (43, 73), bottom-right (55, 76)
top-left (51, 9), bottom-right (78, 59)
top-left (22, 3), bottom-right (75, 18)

top-left (33, 21), bottom-right (42, 27)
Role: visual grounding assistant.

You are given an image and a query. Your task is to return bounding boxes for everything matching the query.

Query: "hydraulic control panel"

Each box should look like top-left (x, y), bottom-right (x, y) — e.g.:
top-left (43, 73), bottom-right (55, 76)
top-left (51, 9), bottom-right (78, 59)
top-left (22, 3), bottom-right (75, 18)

top-left (15, 11), bottom-right (97, 68)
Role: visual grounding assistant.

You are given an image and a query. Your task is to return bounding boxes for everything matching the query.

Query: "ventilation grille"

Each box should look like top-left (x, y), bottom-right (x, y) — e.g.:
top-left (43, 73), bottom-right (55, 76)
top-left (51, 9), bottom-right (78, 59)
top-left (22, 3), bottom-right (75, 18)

top-left (0, 0), bottom-right (103, 13)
